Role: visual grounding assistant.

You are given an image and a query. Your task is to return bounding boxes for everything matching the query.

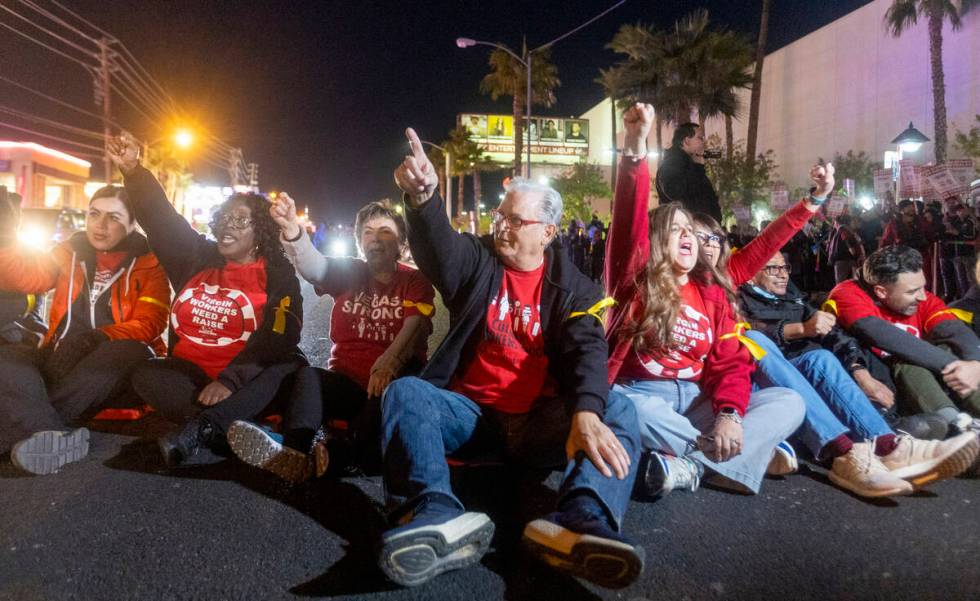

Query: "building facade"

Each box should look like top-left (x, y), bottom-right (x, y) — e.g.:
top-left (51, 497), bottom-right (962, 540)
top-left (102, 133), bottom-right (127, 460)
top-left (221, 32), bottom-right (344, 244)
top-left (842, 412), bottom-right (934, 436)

top-left (0, 141), bottom-right (92, 209)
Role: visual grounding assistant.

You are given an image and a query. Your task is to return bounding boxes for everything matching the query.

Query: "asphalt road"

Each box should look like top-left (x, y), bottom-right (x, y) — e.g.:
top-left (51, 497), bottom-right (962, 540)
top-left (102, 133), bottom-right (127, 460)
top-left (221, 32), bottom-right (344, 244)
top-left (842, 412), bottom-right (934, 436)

top-left (1, 283), bottom-right (978, 601)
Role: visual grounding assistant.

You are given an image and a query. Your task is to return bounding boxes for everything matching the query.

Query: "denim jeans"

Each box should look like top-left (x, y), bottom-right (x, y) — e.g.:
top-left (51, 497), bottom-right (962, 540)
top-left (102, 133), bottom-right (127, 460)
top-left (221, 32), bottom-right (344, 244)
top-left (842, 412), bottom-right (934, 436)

top-left (746, 330), bottom-right (892, 457)
top-left (380, 376), bottom-right (641, 530)
top-left (611, 378), bottom-right (804, 494)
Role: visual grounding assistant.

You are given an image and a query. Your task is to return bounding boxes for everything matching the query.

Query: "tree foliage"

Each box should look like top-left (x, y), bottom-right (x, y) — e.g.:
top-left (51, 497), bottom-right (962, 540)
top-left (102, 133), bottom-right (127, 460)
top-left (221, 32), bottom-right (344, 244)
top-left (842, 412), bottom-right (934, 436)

top-left (831, 150), bottom-right (879, 197)
top-left (954, 114), bottom-right (980, 175)
top-left (704, 134), bottom-right (778, 220)
top-left (551, 161), bottom-right (610, 226)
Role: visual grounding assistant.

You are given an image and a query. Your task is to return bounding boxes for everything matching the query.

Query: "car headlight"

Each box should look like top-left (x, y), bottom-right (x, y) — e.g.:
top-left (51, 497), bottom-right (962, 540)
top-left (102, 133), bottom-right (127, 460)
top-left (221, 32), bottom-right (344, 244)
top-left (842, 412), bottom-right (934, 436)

top-left (18, 227), bottom-right (48, 249)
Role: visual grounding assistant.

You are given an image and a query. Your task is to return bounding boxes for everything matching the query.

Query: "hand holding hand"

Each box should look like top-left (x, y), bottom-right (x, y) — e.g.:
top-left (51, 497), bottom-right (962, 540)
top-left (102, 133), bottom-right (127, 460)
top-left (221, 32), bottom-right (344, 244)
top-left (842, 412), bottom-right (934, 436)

top-left (809, 162), bottom-right (836, 198)
top-left (622, 103), bottom-right (653, 155)
top-left (802, 310), bottom-right (836, 338)
top-left (565, 411), bottom-right (631, 480)
top-left (198, 381), bottom-right (232, 406)
top-left (942, 360), bottom-right (980, 397)
top-left (270, 193), bottom-right (301, 240)
top-left (106, 132), bottom-right (141, 174)
top-left (700, 416), bottom-right (743, 463)
top-left (393, 128), bottom-right (438, 204)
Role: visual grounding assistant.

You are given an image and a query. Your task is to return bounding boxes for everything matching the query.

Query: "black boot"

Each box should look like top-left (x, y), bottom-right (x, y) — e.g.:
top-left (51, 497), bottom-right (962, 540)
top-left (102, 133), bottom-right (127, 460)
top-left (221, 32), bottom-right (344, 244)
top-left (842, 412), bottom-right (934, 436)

top-left (883, 409), bottom-right (949, 441)
top-left (158, 418), bottom-right (224, 468)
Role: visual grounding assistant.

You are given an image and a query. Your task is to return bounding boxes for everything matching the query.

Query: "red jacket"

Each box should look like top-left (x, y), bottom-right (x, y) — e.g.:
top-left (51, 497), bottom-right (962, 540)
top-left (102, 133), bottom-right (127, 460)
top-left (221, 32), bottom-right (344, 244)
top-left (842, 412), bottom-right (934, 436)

top-left (0, 232), bottom-right (169, 355)
top-left (605, 158), bottom-right (753, 415)
top-left (727, 199), bottom-right (813, 286)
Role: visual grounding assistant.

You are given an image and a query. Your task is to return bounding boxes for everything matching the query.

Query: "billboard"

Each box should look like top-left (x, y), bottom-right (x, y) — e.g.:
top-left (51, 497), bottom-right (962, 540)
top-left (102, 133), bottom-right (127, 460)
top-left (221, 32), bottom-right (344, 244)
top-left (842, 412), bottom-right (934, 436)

top-left (459, 113), bottom-right (589, 165)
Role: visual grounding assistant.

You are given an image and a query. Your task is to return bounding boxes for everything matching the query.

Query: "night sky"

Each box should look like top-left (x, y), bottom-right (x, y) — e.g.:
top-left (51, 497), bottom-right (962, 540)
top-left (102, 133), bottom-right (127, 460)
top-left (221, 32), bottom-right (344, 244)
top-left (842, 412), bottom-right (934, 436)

top-left (1, 0), bottom-right (869, 222)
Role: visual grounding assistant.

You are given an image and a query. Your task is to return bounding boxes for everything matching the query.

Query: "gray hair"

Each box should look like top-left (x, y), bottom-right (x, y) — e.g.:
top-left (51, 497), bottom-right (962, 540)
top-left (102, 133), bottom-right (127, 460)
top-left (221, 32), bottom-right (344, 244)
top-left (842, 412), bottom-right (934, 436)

top-left (505, 177), bottom-right (563, 225)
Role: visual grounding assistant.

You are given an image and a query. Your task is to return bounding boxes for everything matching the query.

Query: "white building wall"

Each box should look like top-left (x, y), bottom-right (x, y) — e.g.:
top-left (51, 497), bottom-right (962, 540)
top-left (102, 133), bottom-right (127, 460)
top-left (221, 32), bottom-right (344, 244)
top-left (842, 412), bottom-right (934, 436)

top-left (581, 0), bottom-right (980, 191)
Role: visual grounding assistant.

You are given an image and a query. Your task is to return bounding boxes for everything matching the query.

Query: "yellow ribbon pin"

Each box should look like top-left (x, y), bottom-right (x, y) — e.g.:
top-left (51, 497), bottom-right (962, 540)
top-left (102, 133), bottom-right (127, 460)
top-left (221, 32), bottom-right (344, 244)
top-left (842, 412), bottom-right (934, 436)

top-left (719, 321), bottom-right (767, 361)
top-left (273, 296), bottom-right (291, 334)
top-left (926, 308), bottom-right (973, 327)
top-left (821, 299), bottom-right (838, 315)
top-left (568, 297), bottom-right (616, 323)
top-left (402, 299), bottom-right (434, 316)
top-left (24, 293), bottom-right (36, 318)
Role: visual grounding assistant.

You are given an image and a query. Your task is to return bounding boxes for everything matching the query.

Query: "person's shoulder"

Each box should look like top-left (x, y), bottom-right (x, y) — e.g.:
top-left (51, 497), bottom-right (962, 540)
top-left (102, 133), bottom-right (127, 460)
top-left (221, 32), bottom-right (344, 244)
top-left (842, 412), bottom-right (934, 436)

top-left (827, 279), bottom-right (871, 306)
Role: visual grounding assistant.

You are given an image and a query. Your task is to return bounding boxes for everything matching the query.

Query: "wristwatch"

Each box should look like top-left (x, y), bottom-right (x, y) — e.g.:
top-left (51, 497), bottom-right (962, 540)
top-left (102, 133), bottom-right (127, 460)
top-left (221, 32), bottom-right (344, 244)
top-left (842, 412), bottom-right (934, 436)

top-left (717, 406), bottom-right (743, 425)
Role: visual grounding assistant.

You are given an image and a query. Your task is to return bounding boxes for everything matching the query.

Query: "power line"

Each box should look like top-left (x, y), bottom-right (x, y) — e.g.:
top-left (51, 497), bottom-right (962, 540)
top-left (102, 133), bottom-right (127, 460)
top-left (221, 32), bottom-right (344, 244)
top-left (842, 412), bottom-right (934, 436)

top-left (0, 120), bottom-right (104, 151)
top-left (47, 0), bottom-right (115, 44)
top-left (0, 19), bottom-right (96, 69)
top-left (0, 75), bottom-right (113, 124)
top-left (0, 3), bottom-right (98, 58)
top-left (109, 83), bottom-right (159, 124)
top-left (111, 71), bottom-right (170, 118)
top-left (15, 0), bottom-right (101, 45)
top-left (0, 105), bottom-right (105, 139)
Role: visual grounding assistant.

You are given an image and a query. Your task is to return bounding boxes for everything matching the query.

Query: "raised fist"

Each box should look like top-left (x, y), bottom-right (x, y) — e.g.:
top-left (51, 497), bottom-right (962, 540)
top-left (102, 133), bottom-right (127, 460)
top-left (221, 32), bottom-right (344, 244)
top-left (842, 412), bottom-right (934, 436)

top-left (394, 128), bottom-right (438, 204)
top-left (107, 132), bottom-right (141, 174)
top-left (809, 162), bottom-right (836, 198)
top-left (622, 103), bottom-right (654, 151)
top-left (270, 192), bottom-right (301, 240)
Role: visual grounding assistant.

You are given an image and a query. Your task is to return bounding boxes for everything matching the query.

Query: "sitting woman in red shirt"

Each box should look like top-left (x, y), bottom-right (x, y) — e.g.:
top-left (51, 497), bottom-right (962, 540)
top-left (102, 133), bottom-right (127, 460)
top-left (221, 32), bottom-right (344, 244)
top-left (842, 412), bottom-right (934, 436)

top-left (107, 135), bottom-right (305, 468)
top-left (226, 195), bottom-right (434, 482)
top-left (606, 103), bottom-right (804, 497)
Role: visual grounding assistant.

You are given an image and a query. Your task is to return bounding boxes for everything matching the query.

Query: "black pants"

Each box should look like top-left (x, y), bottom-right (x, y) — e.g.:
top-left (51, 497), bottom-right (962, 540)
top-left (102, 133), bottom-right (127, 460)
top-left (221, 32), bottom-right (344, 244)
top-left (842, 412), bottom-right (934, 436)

top-left (130, 356), bottom-right (303, 435)
top-left (0, 339), bottom-right (152, 453)
top-left (282, 366), bottom-right (380, 471)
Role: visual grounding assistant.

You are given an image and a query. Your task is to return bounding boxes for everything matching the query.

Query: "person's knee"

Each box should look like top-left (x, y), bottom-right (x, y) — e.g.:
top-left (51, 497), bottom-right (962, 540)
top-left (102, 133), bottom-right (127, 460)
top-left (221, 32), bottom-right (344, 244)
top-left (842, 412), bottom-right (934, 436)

top-left (130, 358), bottom-right (169, 395)
top-left (381, 377), bottom-right (436, 424)
top-left (799, 349), bottom-right (836, 369)
top-left (603, 390), bottom-right (640, 436)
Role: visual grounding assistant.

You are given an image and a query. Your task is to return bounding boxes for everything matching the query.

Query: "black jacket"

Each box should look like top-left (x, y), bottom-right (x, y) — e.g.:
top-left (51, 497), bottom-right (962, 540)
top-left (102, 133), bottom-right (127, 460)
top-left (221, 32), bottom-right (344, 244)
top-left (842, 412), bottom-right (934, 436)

top-left (0, 290), bottom-right (45, 346)
top-left (122, 166), bottom-right (305, 391)
top-left (738, 280), bottom-right (868, 373)
top-left (655, 146), bottom-right (721, 222)
top-left (405, 192), bottom-right (609, 417)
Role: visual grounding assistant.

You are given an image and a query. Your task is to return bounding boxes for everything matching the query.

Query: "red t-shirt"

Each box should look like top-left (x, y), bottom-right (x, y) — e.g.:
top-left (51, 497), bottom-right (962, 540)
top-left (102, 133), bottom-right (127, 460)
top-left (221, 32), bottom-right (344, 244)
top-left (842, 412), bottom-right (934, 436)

top-left (827, 279), bottom-right (956, 356)
top-left (321, 261), bottom-right (434, 389)
top-left (451, 264), bottom-right (553, 413)
top-left (171, 258), bottom-right (268, 380)
top-left (619, 281), bottom-right (713, 380)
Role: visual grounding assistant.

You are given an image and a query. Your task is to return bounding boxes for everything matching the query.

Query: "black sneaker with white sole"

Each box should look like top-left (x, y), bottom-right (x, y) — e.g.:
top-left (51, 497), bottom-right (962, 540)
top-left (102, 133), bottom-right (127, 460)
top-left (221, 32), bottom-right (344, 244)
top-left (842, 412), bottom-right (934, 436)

top-left (11, 428), bottom-right (90, 475)
top-left (523, 512), bottom-right (644, 589)
top-left (379, 495), bottom-right (494, 587)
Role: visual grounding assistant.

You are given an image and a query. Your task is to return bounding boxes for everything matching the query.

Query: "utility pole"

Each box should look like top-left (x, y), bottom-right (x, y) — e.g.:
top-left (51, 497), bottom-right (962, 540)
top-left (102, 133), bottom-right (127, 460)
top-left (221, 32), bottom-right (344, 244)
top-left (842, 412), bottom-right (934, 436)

top-left (228, 148), bottom-right (243, 187)
top-left (247, 162), bottom-right (258, 190)
top-left (97, 37), bottom-right (112, 183)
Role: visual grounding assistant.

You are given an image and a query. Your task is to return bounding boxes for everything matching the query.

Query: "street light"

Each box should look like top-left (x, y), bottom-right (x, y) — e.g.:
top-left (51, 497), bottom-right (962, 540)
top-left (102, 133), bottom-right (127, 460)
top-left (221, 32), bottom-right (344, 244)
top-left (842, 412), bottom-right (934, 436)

top-left (174, 129), bottom-right (194, 149)
top-left (891, 121), bottom-right (929, 154)
top-left (417, 139), bottom-right (452, 219)
top-left (456, 1), bottom-right (626, 180)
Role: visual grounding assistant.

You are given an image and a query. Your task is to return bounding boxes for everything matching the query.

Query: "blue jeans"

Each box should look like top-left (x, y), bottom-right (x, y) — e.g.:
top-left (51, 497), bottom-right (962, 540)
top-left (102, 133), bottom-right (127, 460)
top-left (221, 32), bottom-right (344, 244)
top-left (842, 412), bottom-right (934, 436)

top-left (612, 379), bottom-right (804, 494)
top-left (380, 377), bottom-right (641, 530)
top-left (746, 330), bottom-right (892, 457)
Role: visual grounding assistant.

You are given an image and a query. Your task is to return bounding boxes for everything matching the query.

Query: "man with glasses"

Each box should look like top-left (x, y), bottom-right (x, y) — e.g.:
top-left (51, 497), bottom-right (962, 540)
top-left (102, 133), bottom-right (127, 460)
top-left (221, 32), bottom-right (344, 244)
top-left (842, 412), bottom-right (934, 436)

top-left (375, 128), bottom-right (643, 589)
top-left (737, 251), bottom-right (978, 497)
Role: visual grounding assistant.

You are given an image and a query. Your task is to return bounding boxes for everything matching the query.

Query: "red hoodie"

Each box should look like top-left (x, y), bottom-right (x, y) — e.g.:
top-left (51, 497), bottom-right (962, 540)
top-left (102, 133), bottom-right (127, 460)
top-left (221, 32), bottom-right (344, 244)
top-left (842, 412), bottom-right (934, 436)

top-left (605, 158), bottom-right (754, 416)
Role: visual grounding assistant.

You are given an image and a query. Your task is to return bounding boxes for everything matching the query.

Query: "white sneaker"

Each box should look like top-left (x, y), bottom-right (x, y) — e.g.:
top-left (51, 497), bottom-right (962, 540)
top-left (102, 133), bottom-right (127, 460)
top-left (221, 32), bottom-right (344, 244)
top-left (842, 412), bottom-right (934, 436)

top-left (828, 442), bottom-right (913, 498)
top-left (11, 428), bottom-right (90, 475)
top-left (641, 451), bottom-right (702, 497)
top-left (952, 412), bottom-right (980, 435)
top-left (766, 440), bottom-right (799, 476)
top-left (879, 432), bottom-right (979, 487)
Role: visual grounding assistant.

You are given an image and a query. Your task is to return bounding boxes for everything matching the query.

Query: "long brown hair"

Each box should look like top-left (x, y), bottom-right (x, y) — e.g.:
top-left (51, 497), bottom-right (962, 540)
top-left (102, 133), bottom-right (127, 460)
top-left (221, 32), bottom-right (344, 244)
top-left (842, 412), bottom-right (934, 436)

top-left (624, 203), bottom-right (738, 355)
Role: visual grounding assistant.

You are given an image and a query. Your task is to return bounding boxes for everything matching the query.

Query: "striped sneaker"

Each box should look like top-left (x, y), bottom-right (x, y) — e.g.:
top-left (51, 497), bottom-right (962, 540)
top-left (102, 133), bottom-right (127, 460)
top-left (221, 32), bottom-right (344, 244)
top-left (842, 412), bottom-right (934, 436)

top-left (227, 420), bottom-right (312, 484)
top-left (10, 428), bottom-right (90, 475)
top-left (766, 440), bottom-right (799, 476)
top-left (879, 432), bottom-right (979, 487)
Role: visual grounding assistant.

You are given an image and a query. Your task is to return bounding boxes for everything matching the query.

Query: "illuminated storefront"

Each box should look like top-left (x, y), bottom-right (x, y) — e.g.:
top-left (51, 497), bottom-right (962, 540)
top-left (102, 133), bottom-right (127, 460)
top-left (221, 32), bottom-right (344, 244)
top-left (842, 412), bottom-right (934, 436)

top-left (0, 141), bottom-right (91, 209)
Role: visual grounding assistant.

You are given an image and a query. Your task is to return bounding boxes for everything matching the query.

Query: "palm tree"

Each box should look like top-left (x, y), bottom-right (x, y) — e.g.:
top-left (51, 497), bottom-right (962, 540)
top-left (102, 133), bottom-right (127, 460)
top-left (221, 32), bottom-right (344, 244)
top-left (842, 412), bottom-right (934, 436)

top-left (745, 0), bottom-right (771, 168)
top-left (884, 0), bottom-right (978, 163)
top-left (601, 11), bottom-right (753, 158)
top-left (443, 126), bottom-right (489, 219)
top-left (480, 43), bottom-right (560, 177)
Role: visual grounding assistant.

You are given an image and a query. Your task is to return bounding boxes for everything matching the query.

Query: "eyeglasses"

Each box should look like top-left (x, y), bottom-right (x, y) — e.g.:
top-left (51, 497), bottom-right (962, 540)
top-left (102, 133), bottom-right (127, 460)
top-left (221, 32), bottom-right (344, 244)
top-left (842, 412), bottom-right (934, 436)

top-left (491, 209), bottom-right (545, 230)
top-left (210, 214), bottom-right (253, 231)
top-left (763, 264), bottom-right (792, 276)
top-left (695, 232), bottom-right (722, 246)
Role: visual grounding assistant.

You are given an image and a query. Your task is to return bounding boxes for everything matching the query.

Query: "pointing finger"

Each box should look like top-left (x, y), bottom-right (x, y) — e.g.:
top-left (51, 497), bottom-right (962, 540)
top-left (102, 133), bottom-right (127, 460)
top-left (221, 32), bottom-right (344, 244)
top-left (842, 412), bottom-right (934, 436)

top-left (406, 128), bottom-right (426, 162)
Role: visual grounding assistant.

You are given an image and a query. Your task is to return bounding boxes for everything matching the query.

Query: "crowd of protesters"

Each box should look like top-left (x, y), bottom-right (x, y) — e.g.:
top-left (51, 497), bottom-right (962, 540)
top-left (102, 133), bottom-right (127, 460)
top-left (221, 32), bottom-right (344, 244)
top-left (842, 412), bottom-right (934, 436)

top-left (1, 107), bottom-right (979, 591)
